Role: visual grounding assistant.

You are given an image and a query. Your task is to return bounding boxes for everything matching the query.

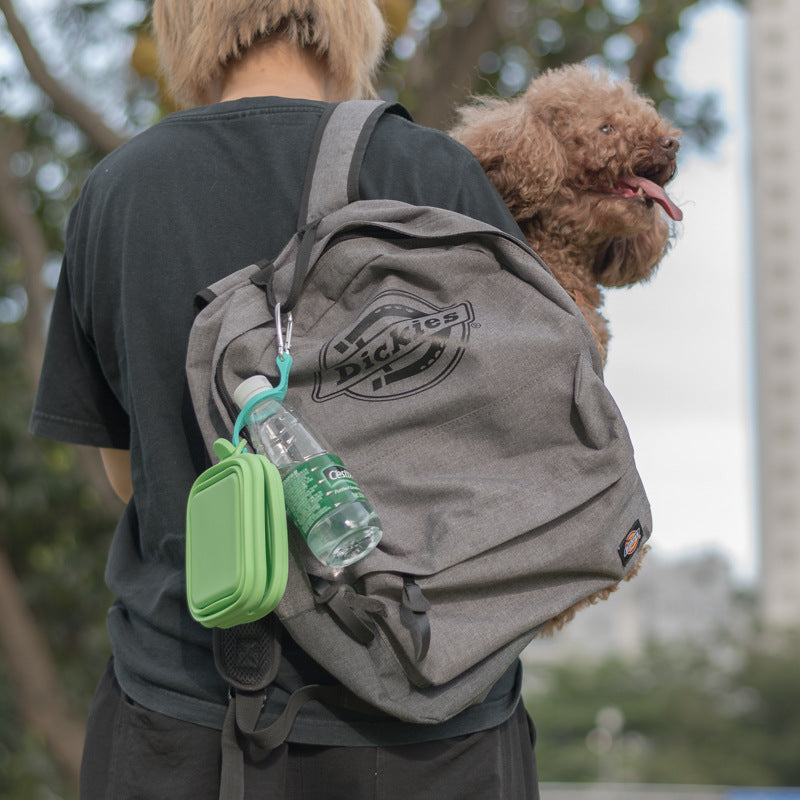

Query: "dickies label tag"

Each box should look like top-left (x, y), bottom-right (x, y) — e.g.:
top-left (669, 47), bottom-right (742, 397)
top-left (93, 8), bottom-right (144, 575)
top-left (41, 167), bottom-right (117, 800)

top-left (618, 520), bottom-right (643, 566)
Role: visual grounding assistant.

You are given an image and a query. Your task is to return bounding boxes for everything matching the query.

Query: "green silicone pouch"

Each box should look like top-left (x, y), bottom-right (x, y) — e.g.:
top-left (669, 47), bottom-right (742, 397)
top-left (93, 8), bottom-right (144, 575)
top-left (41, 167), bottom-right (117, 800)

top-left (186, 439), bottom-right (288, 629)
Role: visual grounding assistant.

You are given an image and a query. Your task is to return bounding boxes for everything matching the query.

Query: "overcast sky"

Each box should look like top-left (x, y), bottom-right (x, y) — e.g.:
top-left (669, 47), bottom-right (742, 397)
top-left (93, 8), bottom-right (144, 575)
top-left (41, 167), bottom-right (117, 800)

top-left (602, 0), bottom-right (754, 582)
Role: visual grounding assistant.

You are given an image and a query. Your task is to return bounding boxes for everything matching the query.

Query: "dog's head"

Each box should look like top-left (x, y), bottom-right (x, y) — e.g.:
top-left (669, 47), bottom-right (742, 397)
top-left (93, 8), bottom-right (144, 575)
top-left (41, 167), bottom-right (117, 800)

top-left (452, 64), bottom-right (682, 287)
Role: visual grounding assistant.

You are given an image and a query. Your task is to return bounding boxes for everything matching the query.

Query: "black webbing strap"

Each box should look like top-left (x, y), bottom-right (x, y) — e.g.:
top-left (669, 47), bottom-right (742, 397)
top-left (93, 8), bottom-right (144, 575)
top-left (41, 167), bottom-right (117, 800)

top-left (218, 680), bottom-right (383, 799)
top-left (281, 219), bottom-right (320, 313)
top-left (248, 259), bottom-right (277, 308)
top-left (272, 100), bottom-right (411, 311)
top-left (218, 686), bottom-right (313, 799)
top-left (214, 616), bottom-right (281, 800)
top-left (193, 287), bottom-right (217, 317)
top-left (308, 573), bottom-right (382, 645)
top-left (214, 614), bottom-right (384, 799)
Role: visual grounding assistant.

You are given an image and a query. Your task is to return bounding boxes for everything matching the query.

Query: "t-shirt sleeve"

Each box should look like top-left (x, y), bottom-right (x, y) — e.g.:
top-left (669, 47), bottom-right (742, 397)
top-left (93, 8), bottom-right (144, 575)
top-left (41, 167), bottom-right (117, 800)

top-left (29, 259), bottom-right (130, 449)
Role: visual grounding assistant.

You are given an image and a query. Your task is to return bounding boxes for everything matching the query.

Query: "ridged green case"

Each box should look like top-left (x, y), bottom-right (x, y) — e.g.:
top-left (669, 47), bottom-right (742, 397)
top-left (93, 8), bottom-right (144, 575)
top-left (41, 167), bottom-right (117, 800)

top-left (186, 440), bottom-right (288, 628)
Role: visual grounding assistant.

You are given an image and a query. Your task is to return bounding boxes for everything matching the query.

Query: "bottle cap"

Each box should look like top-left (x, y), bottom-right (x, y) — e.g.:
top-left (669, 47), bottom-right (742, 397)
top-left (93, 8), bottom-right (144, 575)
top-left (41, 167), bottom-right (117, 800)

top-left (233, 375), bottom-right (273, 410)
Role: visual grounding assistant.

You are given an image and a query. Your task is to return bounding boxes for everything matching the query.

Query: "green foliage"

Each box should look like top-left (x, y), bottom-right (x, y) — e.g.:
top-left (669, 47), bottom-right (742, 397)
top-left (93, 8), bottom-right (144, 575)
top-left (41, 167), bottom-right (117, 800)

top-left (524, 636), bottom-right (800, 787)
top-left (381, 0), bottom-right (744, 146)
top-left (0, 264), bottom-right (116, 691)
top-left (0, 682), bottom-right (78, 800)
top-left (0, 300), bottom-right (115, 800)
top-left (0, 156), bottom-right (117, 798)
top-left (734, 639), bottom-right (800, 786)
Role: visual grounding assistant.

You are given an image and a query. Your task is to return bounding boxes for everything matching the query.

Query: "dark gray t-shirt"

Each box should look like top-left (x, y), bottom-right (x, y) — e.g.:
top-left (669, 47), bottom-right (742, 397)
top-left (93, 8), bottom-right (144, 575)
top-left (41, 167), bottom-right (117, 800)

top-left (31, 97), bottom-right (527, 743)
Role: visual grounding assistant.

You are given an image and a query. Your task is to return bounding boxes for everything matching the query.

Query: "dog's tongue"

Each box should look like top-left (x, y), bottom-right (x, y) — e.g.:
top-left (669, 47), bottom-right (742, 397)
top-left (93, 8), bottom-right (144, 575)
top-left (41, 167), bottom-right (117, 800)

top-left (621, 176), bottom-right (683, 221)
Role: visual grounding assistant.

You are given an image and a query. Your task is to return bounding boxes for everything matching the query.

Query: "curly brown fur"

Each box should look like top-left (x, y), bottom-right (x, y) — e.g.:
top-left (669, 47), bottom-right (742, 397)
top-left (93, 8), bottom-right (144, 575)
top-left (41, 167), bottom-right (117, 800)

top-left (451, 64), bottom-right (682, 363)
top-left (537, 546), bottom-right (649, 637)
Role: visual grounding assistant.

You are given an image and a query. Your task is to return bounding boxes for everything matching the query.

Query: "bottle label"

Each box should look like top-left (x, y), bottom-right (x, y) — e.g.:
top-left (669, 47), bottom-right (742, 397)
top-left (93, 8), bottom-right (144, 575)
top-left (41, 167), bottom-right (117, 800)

top-left (281, 454), bottom-right (367, 538)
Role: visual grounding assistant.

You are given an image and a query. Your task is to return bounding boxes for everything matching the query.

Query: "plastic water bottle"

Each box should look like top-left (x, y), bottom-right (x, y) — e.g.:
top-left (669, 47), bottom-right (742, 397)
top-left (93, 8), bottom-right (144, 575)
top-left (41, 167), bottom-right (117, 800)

top-left (233, 375), bottom-right (382, 568)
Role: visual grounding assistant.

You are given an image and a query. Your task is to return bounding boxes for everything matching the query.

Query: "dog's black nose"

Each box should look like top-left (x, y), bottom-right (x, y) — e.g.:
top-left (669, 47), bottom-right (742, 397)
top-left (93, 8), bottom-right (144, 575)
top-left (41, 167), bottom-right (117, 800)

top-left (659, 136), bottom-right (679, 155)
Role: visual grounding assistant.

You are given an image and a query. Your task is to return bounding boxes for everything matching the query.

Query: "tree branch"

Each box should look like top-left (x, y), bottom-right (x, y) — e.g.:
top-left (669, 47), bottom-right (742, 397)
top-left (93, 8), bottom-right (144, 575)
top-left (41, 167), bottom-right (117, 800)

top-left (0, 123), bottom-right (47, 386)
top-left (407, 0), bottom-right (507, 129)
top-left (0, 127), bottom-right (124, 795)
top-left (0, 0), bottom-right (127, 154)
top-left (0, 547), bottom-right (84, 792)
top-left (0, 122), bottom-right (124, 513)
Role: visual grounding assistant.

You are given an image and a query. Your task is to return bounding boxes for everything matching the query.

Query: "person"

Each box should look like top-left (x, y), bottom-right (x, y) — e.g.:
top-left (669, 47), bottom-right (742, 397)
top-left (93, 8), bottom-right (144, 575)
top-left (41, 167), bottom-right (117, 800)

top-left (30, 2), bottom-right (540, 797)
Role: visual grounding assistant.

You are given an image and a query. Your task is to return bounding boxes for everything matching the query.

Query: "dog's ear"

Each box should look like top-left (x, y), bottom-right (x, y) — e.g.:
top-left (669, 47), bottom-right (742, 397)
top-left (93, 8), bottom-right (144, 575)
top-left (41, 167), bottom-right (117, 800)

top-left (451, 98), bottom-right (567, 220)
top-left (595, 213), bottom-right (674, 286)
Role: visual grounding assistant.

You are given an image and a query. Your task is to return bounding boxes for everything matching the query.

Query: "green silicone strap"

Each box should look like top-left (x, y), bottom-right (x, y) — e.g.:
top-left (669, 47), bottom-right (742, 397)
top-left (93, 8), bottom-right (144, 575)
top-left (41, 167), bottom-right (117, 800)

top-left (232, 354), bottom-right (293, 446)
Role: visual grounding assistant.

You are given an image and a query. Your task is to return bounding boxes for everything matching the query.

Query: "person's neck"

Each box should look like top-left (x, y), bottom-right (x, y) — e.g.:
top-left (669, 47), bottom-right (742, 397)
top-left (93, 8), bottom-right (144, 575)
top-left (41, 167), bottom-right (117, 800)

top-left (216, 38), bottom-right (339, 104)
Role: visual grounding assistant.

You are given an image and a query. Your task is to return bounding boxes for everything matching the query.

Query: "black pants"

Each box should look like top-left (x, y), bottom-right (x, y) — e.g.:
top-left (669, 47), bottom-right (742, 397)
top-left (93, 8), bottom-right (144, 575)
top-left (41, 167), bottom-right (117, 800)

top-left (80, 660), bottom-right (540, 799)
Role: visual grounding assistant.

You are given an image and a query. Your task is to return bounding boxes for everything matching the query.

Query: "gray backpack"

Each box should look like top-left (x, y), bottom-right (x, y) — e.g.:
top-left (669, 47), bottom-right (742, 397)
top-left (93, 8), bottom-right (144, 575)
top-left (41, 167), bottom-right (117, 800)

top-left (186, 100), bottom-right (650, 795)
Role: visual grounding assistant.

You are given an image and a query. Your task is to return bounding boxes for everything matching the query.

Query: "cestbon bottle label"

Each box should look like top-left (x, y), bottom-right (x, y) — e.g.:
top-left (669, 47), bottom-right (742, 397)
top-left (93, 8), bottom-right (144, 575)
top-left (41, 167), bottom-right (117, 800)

top-left (281, 454), bottom-right (367, 537)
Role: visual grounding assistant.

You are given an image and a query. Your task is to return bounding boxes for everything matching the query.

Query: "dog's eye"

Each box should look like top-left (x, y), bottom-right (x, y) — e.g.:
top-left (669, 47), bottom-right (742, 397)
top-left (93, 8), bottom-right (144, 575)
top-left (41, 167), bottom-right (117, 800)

top-left (601, 124), bottom-right (615, 134)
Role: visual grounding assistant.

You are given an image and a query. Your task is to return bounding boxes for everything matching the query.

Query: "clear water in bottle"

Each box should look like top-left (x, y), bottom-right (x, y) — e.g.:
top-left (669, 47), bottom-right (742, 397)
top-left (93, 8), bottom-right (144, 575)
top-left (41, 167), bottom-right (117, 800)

top-left (233, 375), bottom-right (382, 568)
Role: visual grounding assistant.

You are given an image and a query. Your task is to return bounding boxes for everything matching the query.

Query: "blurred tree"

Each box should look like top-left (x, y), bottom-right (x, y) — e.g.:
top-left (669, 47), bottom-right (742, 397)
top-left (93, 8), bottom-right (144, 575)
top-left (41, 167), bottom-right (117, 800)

top-left (0, 0), bottom-right (744, 796)
top-left (382, 0), bottom-right (743, 142)
top-left (0, 1), bottom-right (144, 795)
top-left (524, 635), bottom-right (800, 786)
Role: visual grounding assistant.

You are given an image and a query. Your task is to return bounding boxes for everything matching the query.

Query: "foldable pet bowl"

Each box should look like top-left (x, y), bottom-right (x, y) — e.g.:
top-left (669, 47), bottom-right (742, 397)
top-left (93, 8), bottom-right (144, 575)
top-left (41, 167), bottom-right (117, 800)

top-left (186, 439), bottom-right (288, 629)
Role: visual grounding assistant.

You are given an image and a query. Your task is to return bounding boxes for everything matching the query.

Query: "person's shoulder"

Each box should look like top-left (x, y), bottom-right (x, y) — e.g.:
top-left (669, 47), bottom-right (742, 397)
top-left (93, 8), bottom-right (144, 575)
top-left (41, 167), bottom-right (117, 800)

top-left (372, 107), bottom-right (480, 168)
top-left (364, 104), bottom-right (523, 238)
top-left (365, 105), bottom-right (498, 199)
top-left (83, 97), bottom-right (325, 191)
top-left (78, 116), bottom-right (180, 198)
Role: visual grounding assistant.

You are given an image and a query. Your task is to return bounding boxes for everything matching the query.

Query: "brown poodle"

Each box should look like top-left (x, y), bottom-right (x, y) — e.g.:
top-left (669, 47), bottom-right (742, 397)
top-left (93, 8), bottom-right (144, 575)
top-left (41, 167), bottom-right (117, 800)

top-left (452, 64), bottom-right (679, 632)
top-left (451, 63), bottom-right (682, 363)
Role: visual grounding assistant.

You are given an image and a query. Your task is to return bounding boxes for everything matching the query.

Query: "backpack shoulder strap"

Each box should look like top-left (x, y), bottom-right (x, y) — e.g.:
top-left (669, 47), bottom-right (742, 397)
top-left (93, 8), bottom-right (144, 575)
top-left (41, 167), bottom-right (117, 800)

top-left (274, 100), bottom-right (408, 312)
top-left (297, 100), bottom-right (409, 227)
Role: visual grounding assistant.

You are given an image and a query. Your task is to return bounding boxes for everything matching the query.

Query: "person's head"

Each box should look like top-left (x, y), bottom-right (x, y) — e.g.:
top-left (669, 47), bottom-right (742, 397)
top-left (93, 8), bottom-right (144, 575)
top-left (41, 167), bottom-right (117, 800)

top-left (152, 0), bottom-right (387, 108)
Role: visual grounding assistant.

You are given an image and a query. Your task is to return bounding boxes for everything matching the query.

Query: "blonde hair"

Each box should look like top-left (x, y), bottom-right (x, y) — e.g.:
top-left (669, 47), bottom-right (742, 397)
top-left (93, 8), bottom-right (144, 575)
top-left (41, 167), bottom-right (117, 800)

top-left (152, 0), bottom-right (387, 107)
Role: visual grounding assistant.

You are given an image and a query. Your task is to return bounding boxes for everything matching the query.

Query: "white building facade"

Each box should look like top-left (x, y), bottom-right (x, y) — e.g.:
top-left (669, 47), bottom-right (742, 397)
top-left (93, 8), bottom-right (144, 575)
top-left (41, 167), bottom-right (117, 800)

top-left (750, 0), bottom-right (800, 629)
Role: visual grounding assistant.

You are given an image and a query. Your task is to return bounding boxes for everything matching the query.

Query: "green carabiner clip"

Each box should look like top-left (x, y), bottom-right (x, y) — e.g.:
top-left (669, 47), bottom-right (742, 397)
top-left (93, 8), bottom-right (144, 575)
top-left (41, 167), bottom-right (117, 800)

top-left (232, 353), bottom-right (292, 446)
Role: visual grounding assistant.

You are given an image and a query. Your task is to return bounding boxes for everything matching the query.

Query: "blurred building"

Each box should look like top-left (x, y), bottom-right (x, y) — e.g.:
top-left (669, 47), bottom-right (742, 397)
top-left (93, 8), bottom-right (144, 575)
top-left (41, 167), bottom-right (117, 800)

top-left (750, 0), bottom-right (800, 631)
top-left (523, 552), bottom-right (750, 665)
